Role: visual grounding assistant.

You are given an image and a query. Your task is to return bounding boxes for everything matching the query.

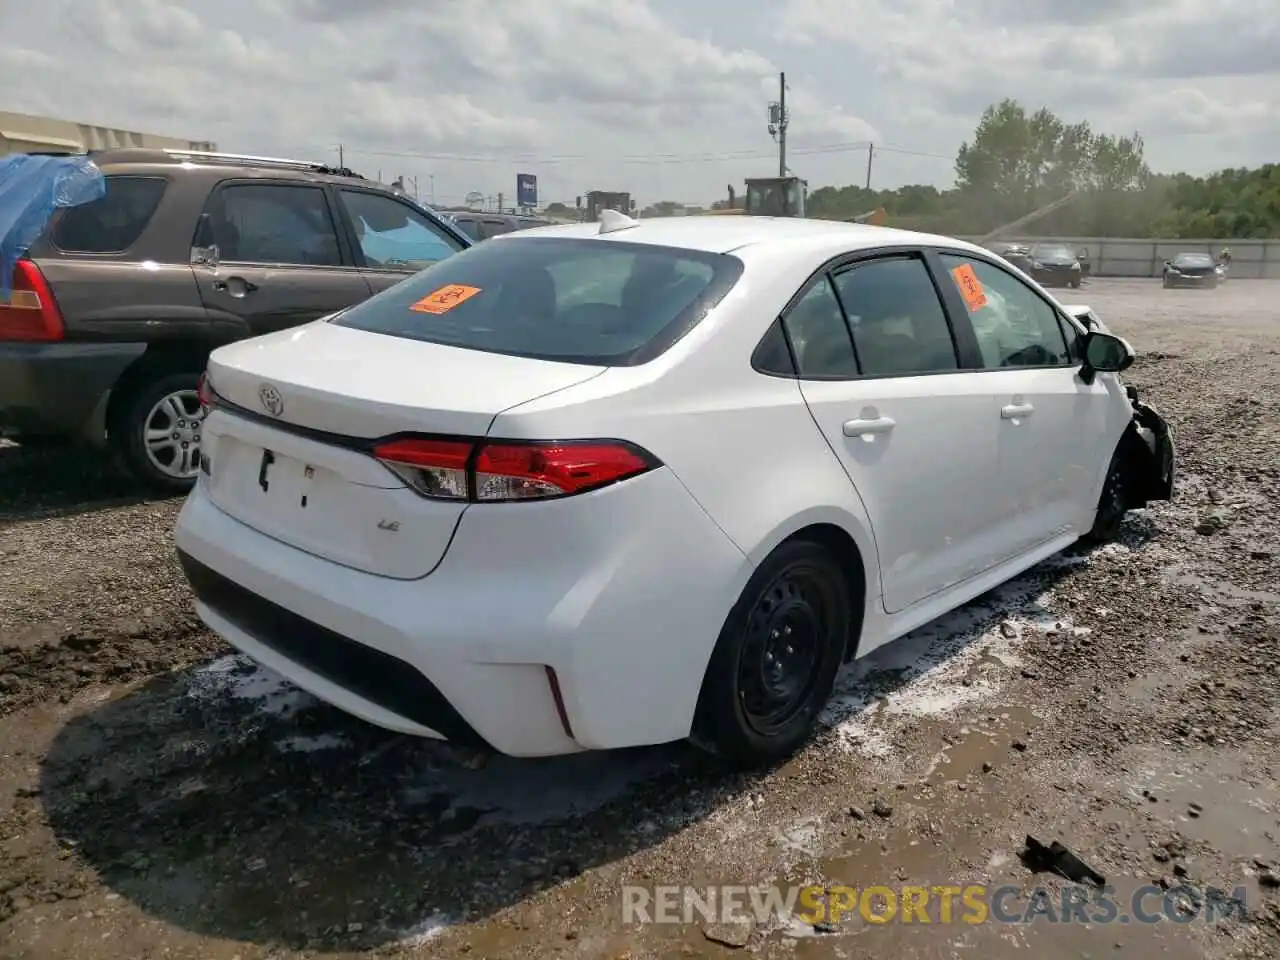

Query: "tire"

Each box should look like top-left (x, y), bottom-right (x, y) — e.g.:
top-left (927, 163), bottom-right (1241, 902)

top-left (691, 539), bottom-right (852, 766)
top-left (1162, 276), bottom-right (1171, 289)
top-left (112, 369), bottom-right (206, 495)
top-left (1068, 279), bottom-right (1081, 289)
top-left (1082, 444), bottom-right (1128, 544)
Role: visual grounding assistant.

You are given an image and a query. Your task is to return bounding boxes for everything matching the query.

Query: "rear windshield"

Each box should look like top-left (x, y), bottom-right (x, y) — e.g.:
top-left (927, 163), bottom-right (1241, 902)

top-left (51, 175), bottom-right (167, 253)
top-left (331, 236), bottom-right (744, 365)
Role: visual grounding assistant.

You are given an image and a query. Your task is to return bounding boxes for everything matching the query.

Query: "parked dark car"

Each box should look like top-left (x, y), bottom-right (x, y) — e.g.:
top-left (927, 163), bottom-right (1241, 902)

top-left (1162, 252), bottom-right (1219, 289)
top-left (1024, 243), bottom-right (1085, 288)
top-left (0, 148), bottom-right (471, 490)
top-left (997, 243), bottom-right (1034, 273)
top-left (443, 211), bottom-right (552, 241)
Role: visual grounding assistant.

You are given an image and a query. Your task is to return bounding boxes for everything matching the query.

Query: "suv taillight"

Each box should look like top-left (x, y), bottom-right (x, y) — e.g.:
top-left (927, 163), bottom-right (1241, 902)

top-left (372, 437), bottom-right (660, 502)
top-left (0, 260), bottom-right (64, 342)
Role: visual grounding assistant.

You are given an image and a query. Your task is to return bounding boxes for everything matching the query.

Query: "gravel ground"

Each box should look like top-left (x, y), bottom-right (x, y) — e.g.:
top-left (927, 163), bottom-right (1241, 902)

top-left (1, 277), bottom-right (1278, 960)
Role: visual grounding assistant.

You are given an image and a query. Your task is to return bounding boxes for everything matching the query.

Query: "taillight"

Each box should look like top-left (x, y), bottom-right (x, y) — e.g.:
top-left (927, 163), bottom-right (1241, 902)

top-left (0, 260), bottom-right (64, 342)
top-left (196, 372), bottom-right (217, 413)
top-left (372, 437), bottom-right (659, 502)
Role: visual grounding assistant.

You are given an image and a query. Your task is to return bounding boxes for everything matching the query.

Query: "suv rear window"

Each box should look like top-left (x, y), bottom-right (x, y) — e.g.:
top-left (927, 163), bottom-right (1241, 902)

top-left (331, 236), bottom-right (743, 365)
top-left (51, 176), bottom-right (167, 253)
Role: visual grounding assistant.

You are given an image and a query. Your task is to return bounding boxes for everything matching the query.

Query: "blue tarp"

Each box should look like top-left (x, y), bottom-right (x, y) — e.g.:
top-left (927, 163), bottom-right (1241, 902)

top-left (0, 154), bottom-right (105, 297)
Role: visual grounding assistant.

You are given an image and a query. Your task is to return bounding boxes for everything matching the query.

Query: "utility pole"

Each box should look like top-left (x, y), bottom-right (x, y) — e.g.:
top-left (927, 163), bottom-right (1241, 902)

top-left (777, 72), bottom-right (788, 177)
top-left (497, 192), bottom-right (504, 213)
top-left (338, 144), bottom-right (344, 168)
top-left (865, 144), bottom-right (874, 189)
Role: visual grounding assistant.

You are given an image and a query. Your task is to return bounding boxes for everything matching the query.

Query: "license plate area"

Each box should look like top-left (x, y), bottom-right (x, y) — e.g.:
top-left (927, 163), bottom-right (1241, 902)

top-left (207, 436), bottom-right (366, 555)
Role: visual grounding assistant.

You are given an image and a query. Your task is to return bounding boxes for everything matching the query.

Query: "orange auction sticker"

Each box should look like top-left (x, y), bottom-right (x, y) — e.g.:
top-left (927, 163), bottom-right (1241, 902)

top-left (409, 284), bottom-right (482, 314)
top-left (950, 264), bottom-right (987, 311)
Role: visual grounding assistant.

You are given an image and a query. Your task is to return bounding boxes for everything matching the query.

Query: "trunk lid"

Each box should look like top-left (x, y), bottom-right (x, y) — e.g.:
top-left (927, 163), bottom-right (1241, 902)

top-left (201, 321), bottom-right (606, 578)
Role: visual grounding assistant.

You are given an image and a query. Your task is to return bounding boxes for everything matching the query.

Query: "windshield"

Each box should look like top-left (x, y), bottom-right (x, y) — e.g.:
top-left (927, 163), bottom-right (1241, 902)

top-left (1174, 254), bottom-right (1214, 267)
top-left (331, 236), bottom-right (744, 366)
top-left (1032, 245), bottom-right (1075, 260)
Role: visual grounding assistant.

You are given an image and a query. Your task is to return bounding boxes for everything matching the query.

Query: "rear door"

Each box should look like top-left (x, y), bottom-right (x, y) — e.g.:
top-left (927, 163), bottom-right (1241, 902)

top-left (193, 180), bottom-right (372, 336)
top-left (786, 251), bottom-right (1005, 614)
top-left (934, 250), bottom-right (1120, 559)
top-left (333, 188), bottom-right (468, 293)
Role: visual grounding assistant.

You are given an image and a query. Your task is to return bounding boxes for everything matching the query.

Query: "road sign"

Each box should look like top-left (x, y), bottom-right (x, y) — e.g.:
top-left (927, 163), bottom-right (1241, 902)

top-left (516, 173), bottom-right (537, 208)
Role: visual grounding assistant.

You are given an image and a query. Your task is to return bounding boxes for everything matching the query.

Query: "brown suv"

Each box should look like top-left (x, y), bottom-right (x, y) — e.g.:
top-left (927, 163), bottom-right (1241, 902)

top-left (0, 149), bottom-right (470, 491)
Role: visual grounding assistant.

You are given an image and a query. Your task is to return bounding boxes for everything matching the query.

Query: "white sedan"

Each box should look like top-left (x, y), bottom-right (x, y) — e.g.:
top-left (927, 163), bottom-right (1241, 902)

top-left (175, 212), bottom-right (1174, 764)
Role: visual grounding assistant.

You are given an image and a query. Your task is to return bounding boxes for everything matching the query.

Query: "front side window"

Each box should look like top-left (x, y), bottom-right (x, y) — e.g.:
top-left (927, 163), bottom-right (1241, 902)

top-left (52, 176), bottom-right (167, 253)
top-left (452, 218), bottom-right (481, 240)
top-left (339, 189), bottom-right (463, 271)
top-left (331, 236), bottom-right (741, 365)
top-left (832, 256), bottom-right (959, 376)
top-left (782, 277), bottom-right (858, 377)
top-left (939, 254), bottom-right (1072, 369)
top-left (211, 183), bottom-right (341, 266)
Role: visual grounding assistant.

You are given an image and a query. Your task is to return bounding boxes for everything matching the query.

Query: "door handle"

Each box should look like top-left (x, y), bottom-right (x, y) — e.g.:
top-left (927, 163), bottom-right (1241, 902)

top-left (843, 416), bottom-right (896, 438)
top-left (212, 276), bottom-right (259, 297)
top-left (1001, 403), bottom-right (1035, 419)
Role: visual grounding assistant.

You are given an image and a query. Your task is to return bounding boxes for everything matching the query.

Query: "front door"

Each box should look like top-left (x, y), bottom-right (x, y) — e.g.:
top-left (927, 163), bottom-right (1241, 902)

top-left (193, 181), bottom-right (373, 336)
top-left (935, 251), bottom-right (1120, 559)
top-left (333, 188), bottom-right (468, 294)
top-left (784, 253), bottom-right (1005, 614)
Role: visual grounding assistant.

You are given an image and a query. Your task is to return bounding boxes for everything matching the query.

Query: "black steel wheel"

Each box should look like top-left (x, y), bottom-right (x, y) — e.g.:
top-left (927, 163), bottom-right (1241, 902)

top-left (692, 539), bottom-right (852, 765)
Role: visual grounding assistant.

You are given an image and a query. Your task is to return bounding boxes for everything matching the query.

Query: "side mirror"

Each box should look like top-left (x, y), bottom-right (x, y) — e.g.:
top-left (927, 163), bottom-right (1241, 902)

top-left (1083, 331), bottom-right (1134, 373)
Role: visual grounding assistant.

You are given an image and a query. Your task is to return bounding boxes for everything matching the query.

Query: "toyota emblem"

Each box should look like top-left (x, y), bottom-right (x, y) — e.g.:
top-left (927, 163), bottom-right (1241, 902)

top-left (258, 384), bottom-right (284, 417)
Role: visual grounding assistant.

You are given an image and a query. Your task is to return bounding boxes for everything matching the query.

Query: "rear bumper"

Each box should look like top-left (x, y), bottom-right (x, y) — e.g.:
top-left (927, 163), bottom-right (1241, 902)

top-left (174, 467), bottom-right (752, 757)
top-left (0, 341), bottom-right (144, 442)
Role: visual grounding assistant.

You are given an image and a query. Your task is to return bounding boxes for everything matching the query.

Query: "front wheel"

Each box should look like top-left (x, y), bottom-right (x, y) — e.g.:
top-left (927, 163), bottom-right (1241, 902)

top-left (1082, 445), bottom-right (1128, 544)
top-left (691, 540), bottom-right (852, 766)
top-left (112, 370), bottom-right (206, 494)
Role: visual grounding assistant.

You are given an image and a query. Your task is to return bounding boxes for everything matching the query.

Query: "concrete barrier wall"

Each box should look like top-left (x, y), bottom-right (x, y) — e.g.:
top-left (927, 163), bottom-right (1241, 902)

top-left (956, 236), bottom-right (1280, 280)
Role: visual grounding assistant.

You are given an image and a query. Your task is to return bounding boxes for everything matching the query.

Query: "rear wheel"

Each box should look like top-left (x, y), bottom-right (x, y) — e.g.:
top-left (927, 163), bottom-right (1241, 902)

top-left (112, 370), bottom-right (205, 494)
top-left (691, 539), bottom-right (851, 765)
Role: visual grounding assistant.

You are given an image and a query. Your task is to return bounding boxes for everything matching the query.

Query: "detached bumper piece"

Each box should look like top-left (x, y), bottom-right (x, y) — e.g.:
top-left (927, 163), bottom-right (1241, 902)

top-left (177, 549), bottom-right (491, 749)
top-left (1123, 393), bottom-right (1175, 506)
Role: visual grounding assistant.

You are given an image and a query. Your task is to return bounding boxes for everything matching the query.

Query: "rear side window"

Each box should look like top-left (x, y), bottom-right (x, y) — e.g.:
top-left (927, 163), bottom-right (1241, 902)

top-left (51, 176), bottom-right (166, 253)
top-left (331, 236), bottom-right (743, 365)
top-left (453, 218), bottom-right (480, 240)
top-left (782, 277), bottom-right (858, 377)
top-left (479, 219), bottom-right (512, 239)
top-left (831, 256), bottom-right (959, 376)
top-left (212, 183), bottom-right (342, 266)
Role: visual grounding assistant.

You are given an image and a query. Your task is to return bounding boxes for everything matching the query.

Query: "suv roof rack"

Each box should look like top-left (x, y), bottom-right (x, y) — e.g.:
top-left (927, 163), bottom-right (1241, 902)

top-left (160, 148), bottom-right (365, 179)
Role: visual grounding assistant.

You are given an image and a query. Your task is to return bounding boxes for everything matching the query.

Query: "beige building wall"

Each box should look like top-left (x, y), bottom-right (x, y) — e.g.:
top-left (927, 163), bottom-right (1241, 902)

top-left (0, 110), bottom-right (215, 156)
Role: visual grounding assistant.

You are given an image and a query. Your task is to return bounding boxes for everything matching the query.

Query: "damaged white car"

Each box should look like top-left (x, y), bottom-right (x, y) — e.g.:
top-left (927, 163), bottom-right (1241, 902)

top-left (175, 214), bottom-right (1174, 765)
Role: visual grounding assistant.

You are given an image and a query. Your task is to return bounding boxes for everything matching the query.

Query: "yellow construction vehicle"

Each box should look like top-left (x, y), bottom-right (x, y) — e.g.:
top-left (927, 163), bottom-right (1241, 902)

top-left (707, 176), bottom-right (808, 217)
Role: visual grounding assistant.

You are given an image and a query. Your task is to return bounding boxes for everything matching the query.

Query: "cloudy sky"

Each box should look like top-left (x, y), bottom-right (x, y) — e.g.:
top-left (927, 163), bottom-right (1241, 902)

top-left (2, 0), bottom-right (1276, 209)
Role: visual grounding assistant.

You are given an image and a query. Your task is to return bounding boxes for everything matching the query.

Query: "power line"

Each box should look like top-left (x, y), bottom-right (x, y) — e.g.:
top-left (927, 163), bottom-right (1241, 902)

top-left (287, 139), bottom-right (955, 167)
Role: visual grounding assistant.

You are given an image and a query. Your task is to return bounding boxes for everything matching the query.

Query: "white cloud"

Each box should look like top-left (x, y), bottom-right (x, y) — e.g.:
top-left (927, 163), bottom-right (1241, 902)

top-left (0, 0), bottom-right (1274, 208)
